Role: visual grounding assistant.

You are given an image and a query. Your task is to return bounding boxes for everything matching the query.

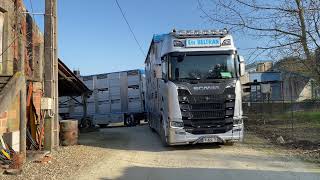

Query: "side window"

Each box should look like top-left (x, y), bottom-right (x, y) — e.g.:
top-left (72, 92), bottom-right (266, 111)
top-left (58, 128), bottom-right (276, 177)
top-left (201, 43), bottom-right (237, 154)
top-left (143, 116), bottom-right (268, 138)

top-left (161, 61), bottom-right (168, 79)
top-left (0, 12), bottom-right (4, 73)
top-left (162, 58), bottom-right (168, 80)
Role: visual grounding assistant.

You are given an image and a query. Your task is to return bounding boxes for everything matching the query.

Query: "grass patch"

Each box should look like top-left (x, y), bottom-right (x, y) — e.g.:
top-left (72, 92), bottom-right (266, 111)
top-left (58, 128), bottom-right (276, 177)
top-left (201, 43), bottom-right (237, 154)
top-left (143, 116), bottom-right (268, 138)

top-left (272, 111), bottom-right (320, 124)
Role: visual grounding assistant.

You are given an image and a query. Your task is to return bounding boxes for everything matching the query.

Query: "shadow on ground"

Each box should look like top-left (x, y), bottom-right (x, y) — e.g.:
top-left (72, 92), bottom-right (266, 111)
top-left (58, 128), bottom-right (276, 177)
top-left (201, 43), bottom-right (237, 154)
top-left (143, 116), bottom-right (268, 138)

top-left (78, 124), bottom-right (222, 152)
top-left (98, 166), bottom-right (320, 180)
top-left (77, 125), bottom-right (304, 166)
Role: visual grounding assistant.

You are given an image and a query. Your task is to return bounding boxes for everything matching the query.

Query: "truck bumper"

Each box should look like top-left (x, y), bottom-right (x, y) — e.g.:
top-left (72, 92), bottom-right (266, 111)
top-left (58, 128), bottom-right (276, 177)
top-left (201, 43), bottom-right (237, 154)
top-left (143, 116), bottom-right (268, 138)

top-left (167, 123), bottom-right (244, 145)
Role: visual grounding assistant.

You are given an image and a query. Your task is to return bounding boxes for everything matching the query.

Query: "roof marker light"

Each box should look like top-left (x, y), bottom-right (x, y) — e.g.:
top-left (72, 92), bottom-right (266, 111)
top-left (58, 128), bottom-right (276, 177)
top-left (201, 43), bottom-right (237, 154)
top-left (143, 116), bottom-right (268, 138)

top-left (173, 29), bottom-right (229, 37)
top-left (222, 39), bottom-right (231, 46)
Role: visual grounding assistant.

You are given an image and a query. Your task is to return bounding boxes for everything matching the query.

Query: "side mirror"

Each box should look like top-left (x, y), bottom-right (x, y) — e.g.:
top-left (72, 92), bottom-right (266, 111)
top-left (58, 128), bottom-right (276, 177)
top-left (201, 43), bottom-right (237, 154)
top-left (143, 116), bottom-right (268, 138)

top-left (238, 56), bottom-right (245, 77)
top-left (154, 65), bottom-right (162, 79)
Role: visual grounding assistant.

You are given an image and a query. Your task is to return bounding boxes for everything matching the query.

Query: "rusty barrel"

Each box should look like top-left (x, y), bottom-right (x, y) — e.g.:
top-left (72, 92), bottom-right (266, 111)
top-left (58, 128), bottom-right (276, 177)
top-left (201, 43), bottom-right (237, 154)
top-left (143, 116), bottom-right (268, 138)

top-left (60, 120), bottom-right (78, 146)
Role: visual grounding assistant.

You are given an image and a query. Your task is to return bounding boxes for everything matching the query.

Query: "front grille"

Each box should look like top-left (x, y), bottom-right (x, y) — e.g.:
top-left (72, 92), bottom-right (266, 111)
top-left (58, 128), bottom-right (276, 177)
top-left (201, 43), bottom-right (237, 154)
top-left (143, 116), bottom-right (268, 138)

top-left (187, 95), bottom-right (224, 103)
top-left (190, 111), bottom-right (224, 119)
top-left (178, 92), bottom-right (235, 134)
top-left (190, 103), bottom-right (224, 110)
top-left (184, 119), bottom-right (227, 127)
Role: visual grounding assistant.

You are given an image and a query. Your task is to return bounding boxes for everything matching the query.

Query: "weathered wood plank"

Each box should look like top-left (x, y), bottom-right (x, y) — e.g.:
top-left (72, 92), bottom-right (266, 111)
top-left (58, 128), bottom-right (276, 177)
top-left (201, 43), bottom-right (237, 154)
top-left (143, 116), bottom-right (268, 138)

top-left (0, 84), bottom-right (5, 89)
top-left (0, 78), bottom-right (10, 84)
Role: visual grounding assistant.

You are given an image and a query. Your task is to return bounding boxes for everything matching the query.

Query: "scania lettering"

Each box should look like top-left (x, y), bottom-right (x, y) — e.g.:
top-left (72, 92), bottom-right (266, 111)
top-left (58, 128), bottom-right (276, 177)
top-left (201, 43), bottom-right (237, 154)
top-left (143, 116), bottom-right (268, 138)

top-left (145, 29), bottom-right (246, 146)
top-left (193, 86), bottom-right (219, 91)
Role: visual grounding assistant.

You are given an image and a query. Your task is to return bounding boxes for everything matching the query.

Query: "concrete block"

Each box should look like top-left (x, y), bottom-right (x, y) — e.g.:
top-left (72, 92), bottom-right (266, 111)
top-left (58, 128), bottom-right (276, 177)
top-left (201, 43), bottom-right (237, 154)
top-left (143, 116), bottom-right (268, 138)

top-left (3, 131), bottom-right (20, 152)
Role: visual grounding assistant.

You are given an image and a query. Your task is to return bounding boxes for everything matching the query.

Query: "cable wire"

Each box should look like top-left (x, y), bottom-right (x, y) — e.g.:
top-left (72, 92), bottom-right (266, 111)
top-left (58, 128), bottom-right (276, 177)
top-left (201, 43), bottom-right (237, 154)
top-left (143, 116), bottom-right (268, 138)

top-left (29, 0), bottom-right (36, 21)
top-left (115, 0), bottom-right (146, 57)
top-left (0, 2), bottom-right (38, 58)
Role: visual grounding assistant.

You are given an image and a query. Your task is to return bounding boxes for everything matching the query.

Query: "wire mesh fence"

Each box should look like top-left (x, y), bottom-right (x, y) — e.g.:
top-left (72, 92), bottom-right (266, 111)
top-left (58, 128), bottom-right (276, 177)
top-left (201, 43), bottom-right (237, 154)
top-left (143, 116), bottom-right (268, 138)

top-left (243, 101), bottom-right (320, 150)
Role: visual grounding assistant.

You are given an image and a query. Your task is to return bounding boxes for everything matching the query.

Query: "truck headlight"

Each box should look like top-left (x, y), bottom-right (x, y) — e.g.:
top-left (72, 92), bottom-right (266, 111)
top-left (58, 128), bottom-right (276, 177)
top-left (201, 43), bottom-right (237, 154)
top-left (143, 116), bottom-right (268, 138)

top-left (170, 121), bottom-right (184, 128)
top-left (225, 81), bottom-right (236, 89)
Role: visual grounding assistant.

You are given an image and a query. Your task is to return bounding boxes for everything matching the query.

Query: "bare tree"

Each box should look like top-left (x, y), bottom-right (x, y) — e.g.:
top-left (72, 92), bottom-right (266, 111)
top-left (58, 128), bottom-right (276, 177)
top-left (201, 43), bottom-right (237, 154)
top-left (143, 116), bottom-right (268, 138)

top-left (198, 0), bottom-right (320, 81)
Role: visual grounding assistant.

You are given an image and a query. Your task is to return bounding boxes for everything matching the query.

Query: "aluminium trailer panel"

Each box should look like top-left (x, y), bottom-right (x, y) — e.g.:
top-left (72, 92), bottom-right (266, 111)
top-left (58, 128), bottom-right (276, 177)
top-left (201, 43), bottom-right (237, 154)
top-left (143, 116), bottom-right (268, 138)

top-left (68, 69), bottom-right (145, 125)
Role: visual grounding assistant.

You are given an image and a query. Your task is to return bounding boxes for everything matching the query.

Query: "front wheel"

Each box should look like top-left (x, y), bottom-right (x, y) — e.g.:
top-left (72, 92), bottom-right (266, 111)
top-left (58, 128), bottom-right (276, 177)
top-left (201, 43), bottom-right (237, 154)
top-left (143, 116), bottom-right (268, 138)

top-left (224, 140), bottom-right (234, 146)
top-left (159, 117), bottom-right (168, 146)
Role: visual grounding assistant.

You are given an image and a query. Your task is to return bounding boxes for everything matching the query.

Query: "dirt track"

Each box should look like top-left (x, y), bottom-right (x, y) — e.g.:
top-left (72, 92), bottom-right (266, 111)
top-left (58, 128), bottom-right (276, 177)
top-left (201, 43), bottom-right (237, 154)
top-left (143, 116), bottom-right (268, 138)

top-left (74, 125), bottom-right (320, 180)
top-left (1, 124), bottom-right (319, 180)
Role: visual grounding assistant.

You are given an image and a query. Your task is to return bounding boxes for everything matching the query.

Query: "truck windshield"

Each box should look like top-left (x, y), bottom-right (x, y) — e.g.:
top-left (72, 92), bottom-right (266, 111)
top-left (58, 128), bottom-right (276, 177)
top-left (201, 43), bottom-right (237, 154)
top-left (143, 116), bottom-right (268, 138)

top-left (169, 54), bottom-right (236, 81)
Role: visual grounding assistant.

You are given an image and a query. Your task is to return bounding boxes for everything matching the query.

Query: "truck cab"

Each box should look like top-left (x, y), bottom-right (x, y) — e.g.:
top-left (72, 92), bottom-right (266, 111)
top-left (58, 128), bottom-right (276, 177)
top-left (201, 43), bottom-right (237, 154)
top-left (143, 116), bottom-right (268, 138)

top-left (145, 29), bottom-right (245, 145)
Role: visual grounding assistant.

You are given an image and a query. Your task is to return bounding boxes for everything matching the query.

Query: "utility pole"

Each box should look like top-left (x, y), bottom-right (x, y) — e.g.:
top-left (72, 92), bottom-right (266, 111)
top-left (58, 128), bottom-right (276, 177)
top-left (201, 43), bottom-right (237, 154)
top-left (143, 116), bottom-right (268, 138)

top-left (44, 0), bottom-right (59, 151)
top-left (17, 2), bottom-right (26, 160)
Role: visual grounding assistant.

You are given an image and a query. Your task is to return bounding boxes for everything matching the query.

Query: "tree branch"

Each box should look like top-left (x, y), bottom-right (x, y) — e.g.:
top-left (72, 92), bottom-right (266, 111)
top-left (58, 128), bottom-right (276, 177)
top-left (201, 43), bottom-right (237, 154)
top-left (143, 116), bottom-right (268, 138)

top-left (234, 0), bottom-right (298, 13)
top-left (199, 0), bottom-right (302, 38)
top-left (312, 12), bottom-right (320, 39)
top-left (306, 31), bottom-right (320, 49)
top-left (256, 41), bottom-right (301, 50)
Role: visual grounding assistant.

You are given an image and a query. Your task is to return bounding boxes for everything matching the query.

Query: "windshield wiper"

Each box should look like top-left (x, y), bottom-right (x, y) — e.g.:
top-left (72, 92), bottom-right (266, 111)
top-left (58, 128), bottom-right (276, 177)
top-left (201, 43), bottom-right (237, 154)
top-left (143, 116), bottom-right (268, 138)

top-left (206, 74), bottom-right (232, 80)
top-left (178, 78), bottom-right (202, 83)
top-left (178, 78), bottom-right (222, 84)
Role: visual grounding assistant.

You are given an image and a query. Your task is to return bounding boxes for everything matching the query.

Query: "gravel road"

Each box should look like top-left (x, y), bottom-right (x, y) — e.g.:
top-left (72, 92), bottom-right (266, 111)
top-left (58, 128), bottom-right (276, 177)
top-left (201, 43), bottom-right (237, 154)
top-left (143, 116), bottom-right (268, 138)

top-left (76, 125), bottom-right (320, 180)
top-left (1, 124), bottom-right (320, 180)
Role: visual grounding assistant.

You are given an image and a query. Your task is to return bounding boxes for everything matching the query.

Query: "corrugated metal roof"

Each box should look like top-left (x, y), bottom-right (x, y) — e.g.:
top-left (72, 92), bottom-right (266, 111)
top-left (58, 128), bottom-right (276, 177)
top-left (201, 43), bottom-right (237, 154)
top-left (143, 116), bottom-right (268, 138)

top-left (58, 59), bottom-right (92, 97)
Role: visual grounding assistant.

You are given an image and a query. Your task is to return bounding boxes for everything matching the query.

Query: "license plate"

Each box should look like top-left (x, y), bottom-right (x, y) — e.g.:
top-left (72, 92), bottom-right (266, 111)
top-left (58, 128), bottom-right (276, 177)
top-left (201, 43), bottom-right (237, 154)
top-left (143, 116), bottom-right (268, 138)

top-left (202, 136), bottom-right (218, 143)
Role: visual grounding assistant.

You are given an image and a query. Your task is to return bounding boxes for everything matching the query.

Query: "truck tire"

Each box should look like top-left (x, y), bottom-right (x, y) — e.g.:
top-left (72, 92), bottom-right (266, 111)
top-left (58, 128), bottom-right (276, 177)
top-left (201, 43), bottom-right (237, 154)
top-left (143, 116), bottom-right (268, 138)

top-left (224, 140), bottom-right (234, 146)
top-left (80, 117), bottom-right (92, 129)
top-left (160, 116), bottom-right (168, 146)
top-left (148, 118), bottom-right (155, 132)
top-left (124, 114), bottom-right (135, 127)
top-left (134, 114), bottom-right (140, 126)
top-left (135, 118), bottom-right (141, 125)
top-left (149, 123), bottom-right (156, 132)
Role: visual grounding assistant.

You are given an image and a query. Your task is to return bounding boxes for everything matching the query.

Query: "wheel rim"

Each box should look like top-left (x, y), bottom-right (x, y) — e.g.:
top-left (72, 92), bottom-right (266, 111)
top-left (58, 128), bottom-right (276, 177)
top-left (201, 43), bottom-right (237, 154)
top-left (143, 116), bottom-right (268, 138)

top-left (126, 116), bottom-right (133, 126)
top-left (82, 118), bottom-right (91, 128)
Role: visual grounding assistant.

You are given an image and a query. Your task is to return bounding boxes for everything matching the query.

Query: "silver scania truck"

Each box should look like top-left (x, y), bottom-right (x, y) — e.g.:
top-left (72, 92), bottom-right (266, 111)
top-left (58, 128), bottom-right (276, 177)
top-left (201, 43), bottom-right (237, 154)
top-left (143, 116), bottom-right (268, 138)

top-left (145, 29), bottom-right (245, 145)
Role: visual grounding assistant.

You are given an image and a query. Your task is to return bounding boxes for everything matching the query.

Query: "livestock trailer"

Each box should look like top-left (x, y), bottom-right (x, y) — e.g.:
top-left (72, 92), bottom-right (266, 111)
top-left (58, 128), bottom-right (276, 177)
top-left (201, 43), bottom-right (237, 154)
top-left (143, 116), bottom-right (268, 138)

top-left (60, 69), bottom-right (146, 127)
